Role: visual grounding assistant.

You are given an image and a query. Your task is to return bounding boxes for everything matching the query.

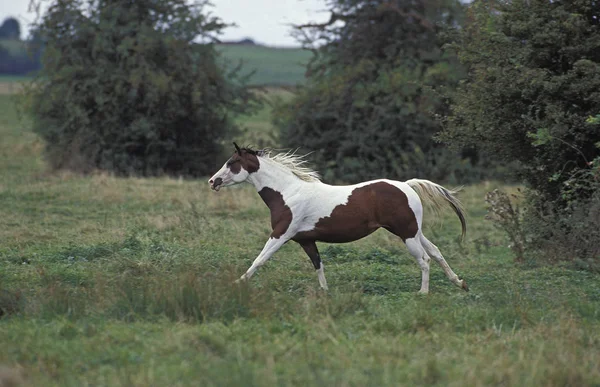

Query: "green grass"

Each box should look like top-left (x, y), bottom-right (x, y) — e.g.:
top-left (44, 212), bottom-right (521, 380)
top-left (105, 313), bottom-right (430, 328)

top-left (0, 39), bottom-right (28, 56)
top-left (1, 93), bottom-right (600, 386)
top-left (218, 44), bottom-right (311, 86)
top-left (0, 42), bottom-right (308, 86)
top-left (0, 74), bottom-right (30, 82)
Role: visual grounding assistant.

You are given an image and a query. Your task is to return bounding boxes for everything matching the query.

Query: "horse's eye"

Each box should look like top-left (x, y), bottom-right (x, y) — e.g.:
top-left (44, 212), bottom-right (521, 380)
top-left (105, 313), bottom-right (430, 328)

top-left (227, 160), bottom-right (239, 167)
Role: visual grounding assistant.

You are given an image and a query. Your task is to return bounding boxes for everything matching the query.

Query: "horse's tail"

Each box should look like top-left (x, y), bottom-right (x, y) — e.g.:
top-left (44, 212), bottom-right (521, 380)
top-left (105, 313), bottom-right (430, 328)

top-left (405, 179), bottom-right (467, 241)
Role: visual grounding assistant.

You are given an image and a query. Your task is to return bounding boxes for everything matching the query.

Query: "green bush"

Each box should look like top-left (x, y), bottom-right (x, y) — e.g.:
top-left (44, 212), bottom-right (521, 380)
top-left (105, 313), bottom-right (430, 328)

top-left (23, 0), bottom-right (258, 176)
top-left (274, 0), bottom-right (488, 184)
top-left (442, 0), bottom-right (600, 266)
top-left (523, 153), bottom-right (600, 269)
top-left (484, 189), bottom-right (527, 263)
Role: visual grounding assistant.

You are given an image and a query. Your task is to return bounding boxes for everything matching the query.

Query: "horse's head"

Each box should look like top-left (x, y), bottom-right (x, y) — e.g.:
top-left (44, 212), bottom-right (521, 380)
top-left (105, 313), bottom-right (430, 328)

top-left (208, 142), bottom-right (262, 191)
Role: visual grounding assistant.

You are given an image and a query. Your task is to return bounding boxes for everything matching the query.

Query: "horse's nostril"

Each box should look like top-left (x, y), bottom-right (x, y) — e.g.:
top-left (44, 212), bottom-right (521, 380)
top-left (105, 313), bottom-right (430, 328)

top-left (209, 179), bottom-right (214, 184)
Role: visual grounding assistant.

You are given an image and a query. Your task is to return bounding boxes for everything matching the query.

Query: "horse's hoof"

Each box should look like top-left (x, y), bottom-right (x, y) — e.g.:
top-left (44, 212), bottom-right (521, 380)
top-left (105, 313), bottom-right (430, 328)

top-left (461, 280), bottom-right (469, 292)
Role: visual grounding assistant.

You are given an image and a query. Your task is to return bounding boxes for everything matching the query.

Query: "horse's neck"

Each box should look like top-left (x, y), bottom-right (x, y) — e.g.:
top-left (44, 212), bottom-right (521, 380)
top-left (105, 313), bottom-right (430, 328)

top-left (247, 160), bottom-right (305, 194)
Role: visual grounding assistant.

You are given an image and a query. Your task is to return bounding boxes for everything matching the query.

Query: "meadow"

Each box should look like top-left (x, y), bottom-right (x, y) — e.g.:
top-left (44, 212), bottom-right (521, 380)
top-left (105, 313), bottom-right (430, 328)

top-left (0, 39), bottom-right (27, 56)
top-left (217, 44), bottom-right (310, 86)
top-left (0, 88), bottom-right (599, 386)
top-left (0, 41), bottom-right (310, 86)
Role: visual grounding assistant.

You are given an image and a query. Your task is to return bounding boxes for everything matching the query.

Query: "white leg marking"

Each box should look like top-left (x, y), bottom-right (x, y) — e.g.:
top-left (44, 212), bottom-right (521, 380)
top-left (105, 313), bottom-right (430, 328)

top-left (405, 237), bottom-right (430, 294)
top-left (317, 265), bottom-right (328, 291)
top-left (240, 237), bottom-right (287, 281)
top-left (420, 234), bottom-right (465, 289)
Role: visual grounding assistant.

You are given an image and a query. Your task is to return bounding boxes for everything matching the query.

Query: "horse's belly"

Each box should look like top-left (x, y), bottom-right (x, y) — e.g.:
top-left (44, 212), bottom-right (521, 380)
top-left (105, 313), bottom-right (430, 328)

top-left (316, 230), bottom-right (376, 243)
top-left (294, 222), bottom-right (379, 244)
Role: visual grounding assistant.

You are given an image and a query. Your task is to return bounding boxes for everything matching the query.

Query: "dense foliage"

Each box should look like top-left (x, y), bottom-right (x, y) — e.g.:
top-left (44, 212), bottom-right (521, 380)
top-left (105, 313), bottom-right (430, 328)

top-left (24, 0), bottom-right (257, 176)
top-left (274, 0), bottom-right (478, 183)
top-left (442, 0), bottom-right (600, 264)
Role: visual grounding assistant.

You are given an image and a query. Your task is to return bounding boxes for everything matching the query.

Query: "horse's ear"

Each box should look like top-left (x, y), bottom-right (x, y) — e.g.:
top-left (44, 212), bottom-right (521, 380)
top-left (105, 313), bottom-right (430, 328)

top-left (233, 142), bottom-right (242, 154)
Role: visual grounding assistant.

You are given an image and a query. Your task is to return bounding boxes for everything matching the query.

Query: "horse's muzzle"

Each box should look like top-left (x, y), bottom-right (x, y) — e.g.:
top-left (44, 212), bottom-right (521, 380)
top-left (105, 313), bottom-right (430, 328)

top-left (210, 177), bottom-right (223, 191)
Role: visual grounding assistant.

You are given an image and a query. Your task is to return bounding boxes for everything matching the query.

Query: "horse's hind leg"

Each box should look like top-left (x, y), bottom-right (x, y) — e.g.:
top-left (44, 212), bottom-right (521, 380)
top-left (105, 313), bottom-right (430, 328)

top-left (405, 237), bottom-right (431, 294)
top-left (298, 240), bottom-right (328, 290)
top-left (420, 234), bottom-right (469, 291)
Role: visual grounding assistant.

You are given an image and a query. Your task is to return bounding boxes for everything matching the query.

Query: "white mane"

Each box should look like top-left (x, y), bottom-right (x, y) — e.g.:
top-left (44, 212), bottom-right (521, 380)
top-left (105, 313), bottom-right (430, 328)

top-left (258, 150), bottom-right (321, 182)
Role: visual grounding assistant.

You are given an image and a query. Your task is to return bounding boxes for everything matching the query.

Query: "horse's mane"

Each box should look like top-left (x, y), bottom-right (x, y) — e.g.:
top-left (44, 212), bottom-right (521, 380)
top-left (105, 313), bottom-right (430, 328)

top-left (243, 146), bottom-right (321, 182)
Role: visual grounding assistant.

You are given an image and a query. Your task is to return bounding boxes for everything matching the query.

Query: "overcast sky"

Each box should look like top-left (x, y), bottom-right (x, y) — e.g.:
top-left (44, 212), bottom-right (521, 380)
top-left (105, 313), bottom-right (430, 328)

top-left (0, 0), bottom-right (330, 47)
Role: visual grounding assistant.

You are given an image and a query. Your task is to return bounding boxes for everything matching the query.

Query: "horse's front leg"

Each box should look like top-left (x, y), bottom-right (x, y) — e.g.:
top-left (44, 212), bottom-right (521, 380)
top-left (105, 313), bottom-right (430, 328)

top-left (239, 236), bottom-right (288, 281)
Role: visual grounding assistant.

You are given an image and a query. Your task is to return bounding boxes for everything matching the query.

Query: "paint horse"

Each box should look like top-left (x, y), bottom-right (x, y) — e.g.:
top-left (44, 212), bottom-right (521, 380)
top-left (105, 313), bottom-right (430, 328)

top-left (208, 143), bottom-right (469, 294)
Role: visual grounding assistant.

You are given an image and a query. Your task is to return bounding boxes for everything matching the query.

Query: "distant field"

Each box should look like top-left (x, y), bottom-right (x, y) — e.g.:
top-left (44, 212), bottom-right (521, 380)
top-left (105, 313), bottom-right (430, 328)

top-left (0, 75), bottom-right (29, 82)
top-left (0, 42), bottom-right (310, 86)
top-left (0, 39), bottom-right (27, 56)
top-left (234, 88), bottom-right (295, 147)
top-left (217, 44), bottom-right (311, 86)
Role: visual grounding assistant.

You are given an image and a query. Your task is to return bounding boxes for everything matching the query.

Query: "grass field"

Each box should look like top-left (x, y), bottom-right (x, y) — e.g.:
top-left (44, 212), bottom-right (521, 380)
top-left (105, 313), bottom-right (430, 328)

top-left (0, 39), bottom-right (27, 56)
top-left (0, 92), bottom-right (599, 386)
top-left (0, 75), bottom-right (30, 82)
top-left (217, 44), bottom-right (310, 86)
top-left (0, 41), bottom-right (310, 86)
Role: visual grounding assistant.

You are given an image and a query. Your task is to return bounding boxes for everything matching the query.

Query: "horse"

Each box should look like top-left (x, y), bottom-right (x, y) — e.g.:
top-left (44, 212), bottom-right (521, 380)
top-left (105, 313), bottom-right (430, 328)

top-left (208, 142), bottom-right (469, 294)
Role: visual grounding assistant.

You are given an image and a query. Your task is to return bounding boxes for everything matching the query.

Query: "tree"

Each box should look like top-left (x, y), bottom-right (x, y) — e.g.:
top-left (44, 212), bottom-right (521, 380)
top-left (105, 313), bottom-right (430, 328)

top-left (0, 17), bottom-right (21, 39)
top-left (274, 0), bottom-right (473, 183)
top-left (24, 0), bottom-right (258, 176)
top-left (441, 0), bottom-right (600, 262)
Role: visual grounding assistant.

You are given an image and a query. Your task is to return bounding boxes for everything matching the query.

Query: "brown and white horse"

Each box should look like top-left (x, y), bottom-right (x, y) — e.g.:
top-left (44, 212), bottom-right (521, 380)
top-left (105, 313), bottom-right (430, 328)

top-left (208, 143), bottom-right (469, 294)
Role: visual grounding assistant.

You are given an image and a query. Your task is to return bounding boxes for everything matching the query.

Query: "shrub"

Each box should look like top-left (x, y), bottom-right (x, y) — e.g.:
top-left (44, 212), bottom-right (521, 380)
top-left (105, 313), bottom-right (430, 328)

top-left (485, 189), bottom-right (527, 263)
top-left (524, 153), bottom-right (600, 269)
top-left (273, 0), bottom-right (485, 184)
top-left (23, 0), bottom-right (258, 177)
top-left (442, 0), bottom-right (600, 202)
top-left (442, 0), bottom-right (600, 266)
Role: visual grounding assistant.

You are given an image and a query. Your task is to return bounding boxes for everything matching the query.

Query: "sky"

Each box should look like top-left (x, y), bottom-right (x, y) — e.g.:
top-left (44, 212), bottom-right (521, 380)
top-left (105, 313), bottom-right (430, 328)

top-left (0, 0), bottom-right (330, 47)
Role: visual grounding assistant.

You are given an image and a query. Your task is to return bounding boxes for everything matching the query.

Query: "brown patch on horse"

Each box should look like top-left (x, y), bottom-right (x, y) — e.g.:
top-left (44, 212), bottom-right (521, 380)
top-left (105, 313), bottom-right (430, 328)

top-left (242, 151), bottom-right (260, 173)
top-left (258, 187), bottom-right (292, 239)
top-left (228, 149), bottom-right (260, 174)
top-left (299, 241), bottom-right (321, 270)
top-left (228, 158), bottom-right (242, 174)
top-left (294, 182), bottom-right (418, 243)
